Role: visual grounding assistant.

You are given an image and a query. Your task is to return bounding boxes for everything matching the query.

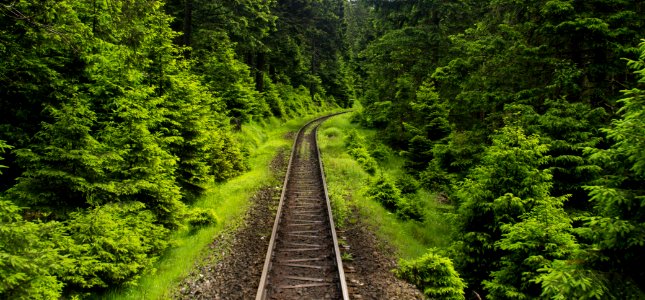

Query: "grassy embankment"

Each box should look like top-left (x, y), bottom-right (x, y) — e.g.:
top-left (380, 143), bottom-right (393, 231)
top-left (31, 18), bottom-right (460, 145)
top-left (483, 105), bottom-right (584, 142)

top-left (97, 110), bottom-right (341, 300)
top-left (318, 113), bottom-right (456, 260)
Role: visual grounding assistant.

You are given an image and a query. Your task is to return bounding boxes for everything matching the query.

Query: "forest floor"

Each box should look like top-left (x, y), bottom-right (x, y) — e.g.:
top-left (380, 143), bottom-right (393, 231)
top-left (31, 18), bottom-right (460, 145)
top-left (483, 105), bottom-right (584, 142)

top-left (173, 128), bottom-right (423, 299)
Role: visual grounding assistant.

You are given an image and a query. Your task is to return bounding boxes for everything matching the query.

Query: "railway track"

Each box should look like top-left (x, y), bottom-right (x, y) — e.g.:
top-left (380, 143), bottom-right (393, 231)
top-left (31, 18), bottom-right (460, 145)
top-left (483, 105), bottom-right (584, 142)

top-left (256, 113), bottom-right (349, 300)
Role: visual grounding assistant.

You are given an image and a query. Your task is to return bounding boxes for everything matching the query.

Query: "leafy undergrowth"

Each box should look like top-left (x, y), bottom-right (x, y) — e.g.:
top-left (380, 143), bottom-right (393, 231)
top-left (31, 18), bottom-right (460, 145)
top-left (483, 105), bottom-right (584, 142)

top-left (96, 111), bottom-right (342, 300)
top-left (318, 112), bottom-right (457, 260)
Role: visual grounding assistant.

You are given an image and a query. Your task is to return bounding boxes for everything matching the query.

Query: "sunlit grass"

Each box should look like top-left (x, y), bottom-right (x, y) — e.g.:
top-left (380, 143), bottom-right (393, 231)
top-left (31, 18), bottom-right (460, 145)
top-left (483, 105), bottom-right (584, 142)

top-left (318, 112), bottom-right (456, 261)
top-left (96, 111), bottom-right (342, 300)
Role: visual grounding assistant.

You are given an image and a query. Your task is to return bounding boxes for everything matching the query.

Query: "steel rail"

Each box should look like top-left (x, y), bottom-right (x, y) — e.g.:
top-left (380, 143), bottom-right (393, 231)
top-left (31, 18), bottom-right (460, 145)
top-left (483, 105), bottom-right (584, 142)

top-left (255, 112), bottom-right (349, 300)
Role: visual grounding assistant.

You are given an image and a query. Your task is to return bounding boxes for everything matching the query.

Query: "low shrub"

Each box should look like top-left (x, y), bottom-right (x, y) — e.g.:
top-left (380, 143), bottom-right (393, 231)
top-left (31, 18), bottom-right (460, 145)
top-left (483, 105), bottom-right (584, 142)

top-left (60, 202), bottom-right (170, 289)
top-left (370, 143), bottom-right (393, 162)
top-left (396, 173), bottom-right (420, 195)
top-left (0, 199), bottom-right (67, 300)
top-left (364, 175), bottom-right (402, 211)
top-left (186, 207), bottom-right (218, 228)
top-left (365, 175), bottom-right (423, 221)
top-left (395, 250), bottom-right (466, 300)
top-left (345, 130), bottom-right (378, 174)
top-left (396, 196), bottom-right (424, 221)
top-left (321, 127), bottom-right (342, 139)
top-left (348, 147), bottom-right (378, 175)
top-left (328, 185), bottom-right (350, 228)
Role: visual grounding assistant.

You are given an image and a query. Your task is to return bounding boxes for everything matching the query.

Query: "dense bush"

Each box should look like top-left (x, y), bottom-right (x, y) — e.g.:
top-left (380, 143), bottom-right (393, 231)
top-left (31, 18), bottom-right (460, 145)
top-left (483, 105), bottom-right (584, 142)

top-left (396, 250), bottom-right (466, 300)
top-left (395, 196), bottom-right (424, 221)
top-left (364, 175), bottom-right (401, 211)
top-left (369, 143), bottom-right (394, 162)
top-left (349, 0), bottom-right (645, 297)
top-left (321, 127), bottom-right (342, 139)
top-left (396, 173), bottom-right (420, 195)
top-left (60, 202), bottom-right (170, 289)
top-left (0, 199), bottom-right (68, 300)
top-left (364, 175), bottom-right (423, 221)
top-left (186, 208), bottom-right (219, 228)
top-left (278, 85), bottom-right (318, 117)
top-left (345, 130), bottom-right (378, 174)
top-left (348, 147), bottom-right (378, 175)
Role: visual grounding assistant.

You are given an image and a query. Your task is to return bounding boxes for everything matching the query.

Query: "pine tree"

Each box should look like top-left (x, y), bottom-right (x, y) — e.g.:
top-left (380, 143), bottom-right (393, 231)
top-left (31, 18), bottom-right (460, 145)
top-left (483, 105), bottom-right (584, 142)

top-left (455, 126), bottom-right (552, 294)
top-left (9, 96), bottom-right (111, 213)
top-left (404, 81), bottom-right (451, 172)
top-left (583, 40), bottom-right (645, 297)
top-left (0, 199), bottom-right (69, 299)
top-left (483, 196), bottom-right (577, 299)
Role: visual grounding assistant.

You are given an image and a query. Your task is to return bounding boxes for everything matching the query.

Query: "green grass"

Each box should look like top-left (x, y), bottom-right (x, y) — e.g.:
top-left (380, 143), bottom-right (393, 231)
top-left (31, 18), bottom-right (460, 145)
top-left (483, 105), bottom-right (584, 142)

top-left (318, 113), bottom-right (456, 260)
top-left (96, 111), bottom-right (342, 300)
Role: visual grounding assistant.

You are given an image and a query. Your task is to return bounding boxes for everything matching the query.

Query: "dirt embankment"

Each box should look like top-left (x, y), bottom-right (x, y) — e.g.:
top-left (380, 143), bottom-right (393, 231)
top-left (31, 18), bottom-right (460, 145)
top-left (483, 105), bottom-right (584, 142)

top-left (174, 148), bottom-right (289, 299)
top-left (341, 210), bottom-right (425, 299)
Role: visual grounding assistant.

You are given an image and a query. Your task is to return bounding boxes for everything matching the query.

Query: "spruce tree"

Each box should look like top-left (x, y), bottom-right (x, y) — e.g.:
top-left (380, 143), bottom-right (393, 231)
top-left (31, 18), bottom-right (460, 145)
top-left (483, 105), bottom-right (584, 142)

top-left (455, 126), bottom-right (552, 294)
top-left (583, 40), bottom-right (645, 298)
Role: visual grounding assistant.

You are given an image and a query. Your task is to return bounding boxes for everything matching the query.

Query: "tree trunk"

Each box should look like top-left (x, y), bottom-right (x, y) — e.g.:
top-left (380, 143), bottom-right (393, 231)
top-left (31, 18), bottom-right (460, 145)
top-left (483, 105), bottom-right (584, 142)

top-left (255, 52), bottom-right (265, 92)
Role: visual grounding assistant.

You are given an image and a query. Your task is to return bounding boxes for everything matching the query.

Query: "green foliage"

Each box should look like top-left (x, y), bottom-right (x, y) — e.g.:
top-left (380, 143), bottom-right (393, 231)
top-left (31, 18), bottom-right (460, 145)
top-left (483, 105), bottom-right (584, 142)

top-left (328, 184), bottom-right (350, 228)
top-left (395, 196), bottom-right (424, 222)
top-left (395, 249), bottom-right (466, 300)
top-left (192, 35), bottom-right (265, 121)
top-left (349, 0), bottom-right (645, 297)
top-left (365, 175), bottom-right (401, 211)
top-left (364, 174), bottom-right (423, 221)
top-left (9, 97), bottom-right (110, 212)
top-left (160, 70), bottom-right (246, 196)
top-left (0, 0), bottom-right (350, 297)
top-left (535, 259), bottom-right (609, 300)
top-left (185, 208), bottom-right (218, 228)
top-left (455, 126), bottom-right (553, 292)
top-left (484, 198), bottom-right (577, 299)
top-left (395, 173), bottom-right (420, 195)
top-left (345, 130), bottom-right (378, 174)
top-left (403, 81), bottom-right (452, 172)
top-left (504, 99), bottom-right (606, 208)
top-left (277, 84), bottom-right (318, 117)
top-left (0, 140), bottom-right (10, 174)
top-left (348, 147), bottom-right (378, 175)
top-left (61, 202), bottom-right (170, 290)
top-left (580, 39), bottom-right (645, 296)
top-left (262, 78), bottom-right (287, 118)
top-left (419, 130), bottom-right (486, 192)
top-left (0, 199), bottom-right (67, 300)
top-left (266, 0), bottom-right (350, 105)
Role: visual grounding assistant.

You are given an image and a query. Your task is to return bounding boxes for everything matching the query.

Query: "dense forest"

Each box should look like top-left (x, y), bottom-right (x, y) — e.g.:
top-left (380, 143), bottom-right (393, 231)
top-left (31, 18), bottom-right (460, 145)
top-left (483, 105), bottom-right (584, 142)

top-left (346, 0), bottom-right (645, 299)
top-left (1, 0), bottom-right (644, 299)
top-left (0, 0), bottom-right (348, 298)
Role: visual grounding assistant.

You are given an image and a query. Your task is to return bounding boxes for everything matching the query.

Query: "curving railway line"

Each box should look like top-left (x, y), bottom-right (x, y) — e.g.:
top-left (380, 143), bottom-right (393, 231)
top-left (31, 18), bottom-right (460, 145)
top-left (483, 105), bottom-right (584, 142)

top-left (256, 113), bottom-right (350, 300)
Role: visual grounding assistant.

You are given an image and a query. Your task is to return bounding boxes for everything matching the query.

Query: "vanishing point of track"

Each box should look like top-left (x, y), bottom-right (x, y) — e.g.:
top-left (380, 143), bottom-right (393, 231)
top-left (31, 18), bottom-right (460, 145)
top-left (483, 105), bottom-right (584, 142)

top-left (256, 113), bottom-right (349, 300)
